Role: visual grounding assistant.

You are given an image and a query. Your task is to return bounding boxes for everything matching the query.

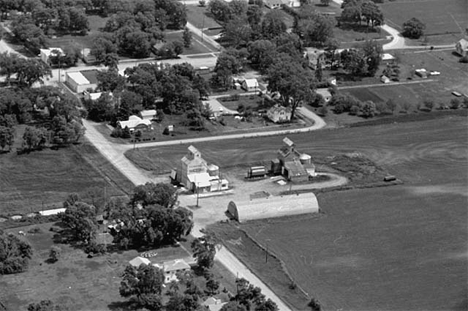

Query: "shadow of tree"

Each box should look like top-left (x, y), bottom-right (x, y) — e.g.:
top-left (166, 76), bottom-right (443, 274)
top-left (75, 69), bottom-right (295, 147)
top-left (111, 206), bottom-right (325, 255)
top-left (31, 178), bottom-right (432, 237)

top-left (107, 300), bottom-right (135, 311)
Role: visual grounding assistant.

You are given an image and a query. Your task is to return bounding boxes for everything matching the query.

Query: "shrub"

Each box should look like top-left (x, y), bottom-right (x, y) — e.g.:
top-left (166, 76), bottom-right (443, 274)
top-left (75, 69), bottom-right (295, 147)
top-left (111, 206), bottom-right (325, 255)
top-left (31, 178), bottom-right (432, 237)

top-left (48, 246), bottom-right (61, 263)
top-left (317, 106), bottom-right (328, 117)
top-left (450, 98), bottom-right (460, 109)
top-left (423, 99), bottom-right (434, 111)
top-left (349, 105), bottom-right (360, 115)
top-left (28, 227), bottom-right (42, 234)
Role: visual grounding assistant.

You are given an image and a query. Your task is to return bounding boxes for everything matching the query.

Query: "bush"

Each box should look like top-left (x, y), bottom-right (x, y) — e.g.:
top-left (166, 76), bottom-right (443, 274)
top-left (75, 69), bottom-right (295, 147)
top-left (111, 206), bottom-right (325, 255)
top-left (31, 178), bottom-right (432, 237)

top-left (27, 227), bottom-right (42, 234)
top-left (423, 99), bottom-right (434, 111)
top-left (48, 246), bottom-right (61, 263)
top-left (349, 105), bottom-right (360, 115)
top-left (317, 106), bottom-right (328, 117)
top-left (450, 98), bottom-right (460, 109)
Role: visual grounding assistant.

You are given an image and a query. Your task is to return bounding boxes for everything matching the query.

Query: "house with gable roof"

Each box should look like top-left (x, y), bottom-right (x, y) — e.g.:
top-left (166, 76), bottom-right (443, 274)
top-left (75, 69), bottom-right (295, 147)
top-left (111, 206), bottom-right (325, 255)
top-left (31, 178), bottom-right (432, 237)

top-left (267, 104), bottom-right (292, 123)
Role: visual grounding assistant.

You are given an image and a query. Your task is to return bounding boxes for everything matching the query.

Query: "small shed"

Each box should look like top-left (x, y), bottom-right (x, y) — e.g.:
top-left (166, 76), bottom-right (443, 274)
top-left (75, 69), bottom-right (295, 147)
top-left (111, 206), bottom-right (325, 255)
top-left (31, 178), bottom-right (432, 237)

top-left (381, 53), bottom-right (396, 62)
top-left (241, 79), bottom-right (259, 92)
top-left (380, 75), bottom-right (391, 83)
top-left (227, 192), bottom-right (320, 222)
top-left (139, 109), bottom-right (157, 121)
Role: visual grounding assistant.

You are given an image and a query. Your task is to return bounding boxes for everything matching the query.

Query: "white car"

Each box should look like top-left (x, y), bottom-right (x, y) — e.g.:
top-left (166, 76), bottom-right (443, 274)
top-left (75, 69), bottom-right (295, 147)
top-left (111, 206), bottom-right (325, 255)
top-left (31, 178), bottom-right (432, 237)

top-left (430, 71), bottom-right (441, 76)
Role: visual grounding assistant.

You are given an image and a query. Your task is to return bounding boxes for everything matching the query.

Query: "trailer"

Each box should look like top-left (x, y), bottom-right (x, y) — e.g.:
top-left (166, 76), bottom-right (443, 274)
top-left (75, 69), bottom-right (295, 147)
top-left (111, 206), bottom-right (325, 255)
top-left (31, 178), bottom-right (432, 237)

top-left (246, 166), bottom-right (267, 179)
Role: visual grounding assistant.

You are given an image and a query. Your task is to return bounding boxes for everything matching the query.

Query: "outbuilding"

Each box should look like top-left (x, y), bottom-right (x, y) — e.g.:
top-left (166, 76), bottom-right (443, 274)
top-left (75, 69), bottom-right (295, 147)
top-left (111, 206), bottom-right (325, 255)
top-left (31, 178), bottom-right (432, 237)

top-left (129, 256), bottom-right (151, 267)
top-left (316, 88), bottom-right (332, 102)
top-left (65, 69), bottom-right (99, 93)
top-left (227, 192), bottom-right (320, 222)
top-left (455, 38), bottom-right (468, 57)
top-left (40, 48), bottom-right (64, 65)
top-left (241, 78), bottom-right (259, 92)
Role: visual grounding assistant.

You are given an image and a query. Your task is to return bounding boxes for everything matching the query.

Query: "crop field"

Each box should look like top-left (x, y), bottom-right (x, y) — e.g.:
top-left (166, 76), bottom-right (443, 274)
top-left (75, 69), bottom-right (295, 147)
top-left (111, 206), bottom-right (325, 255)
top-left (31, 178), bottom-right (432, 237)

top-left (380, 0), bottom-right (467, 37)
top-left (138, 115), bottom-right (468, 310)
top-left (0, 141), bottom-right (133, 216)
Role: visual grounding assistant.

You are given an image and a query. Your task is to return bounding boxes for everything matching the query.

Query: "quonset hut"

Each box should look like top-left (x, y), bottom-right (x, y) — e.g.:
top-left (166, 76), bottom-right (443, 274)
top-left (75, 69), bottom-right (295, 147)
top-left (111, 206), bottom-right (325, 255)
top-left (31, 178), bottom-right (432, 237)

top-left (227, 192), bottom-right (319, 222)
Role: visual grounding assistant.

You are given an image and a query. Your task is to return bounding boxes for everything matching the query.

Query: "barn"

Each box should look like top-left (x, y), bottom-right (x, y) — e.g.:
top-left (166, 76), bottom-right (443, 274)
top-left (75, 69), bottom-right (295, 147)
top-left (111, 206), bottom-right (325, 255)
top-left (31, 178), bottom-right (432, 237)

top-left (227, 192), bottom-right (319, 222)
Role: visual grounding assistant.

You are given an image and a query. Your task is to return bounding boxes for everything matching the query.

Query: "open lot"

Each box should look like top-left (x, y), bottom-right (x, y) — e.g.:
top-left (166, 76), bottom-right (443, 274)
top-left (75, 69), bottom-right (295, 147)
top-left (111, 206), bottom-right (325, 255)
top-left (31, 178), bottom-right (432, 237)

top-left (0, 138), bottom-right (133, 217)
top-left (380, 0), bottom-right (467, 44)
top-left (200, 116), bottom-right (467, 311)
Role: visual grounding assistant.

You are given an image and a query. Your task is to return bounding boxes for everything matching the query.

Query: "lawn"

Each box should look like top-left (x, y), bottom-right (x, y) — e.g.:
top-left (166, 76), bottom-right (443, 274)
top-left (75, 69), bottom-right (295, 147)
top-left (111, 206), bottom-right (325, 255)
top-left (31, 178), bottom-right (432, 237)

top-left (0, 222), bottom-right (237, 310)
top-left (186, 5), bottom-right (223, 30)
top-left (165, 31), bottom-right (215, 55)
top-left (380, 0), bottom-right (467, 44)
top-left (0, 136), bottom-right (133, 217)
top-left (202, 116), bottom-right (467, 311)
top-left (47, 15), bottom-right (109, 52)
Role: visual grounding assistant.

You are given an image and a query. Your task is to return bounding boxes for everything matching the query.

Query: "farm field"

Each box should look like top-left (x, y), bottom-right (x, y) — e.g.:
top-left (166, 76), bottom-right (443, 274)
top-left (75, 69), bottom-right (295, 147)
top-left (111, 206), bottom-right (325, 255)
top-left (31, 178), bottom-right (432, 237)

top-left (380, 0), bottom-right (467, 44)
top-left (139, 115), bottom-right (467, 310)
top-left (0, 139), bottom-right (133, 217)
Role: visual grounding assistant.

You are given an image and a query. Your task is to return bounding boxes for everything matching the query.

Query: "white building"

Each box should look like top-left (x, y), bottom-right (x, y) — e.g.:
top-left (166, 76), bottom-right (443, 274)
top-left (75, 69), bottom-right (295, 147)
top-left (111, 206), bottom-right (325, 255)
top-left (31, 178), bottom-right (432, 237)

top-left (65, 70), bottom-right (99, 93)
top-left (455, 38), bottom-right (468, 57)
top-left (241, 78), bottom-right (259, 92)
top-left (117, 115), bottom-right (153, 132)
top-left (40, 48), bottom-right (64, 65)
top-left (316, 88), bottom-right (332, 102)
top-left (267, 104), bottom-right (292, 123)
top-left (139, 109), bottom-right (157, 121)
top-left (129, 256), bottom-right (151, 267)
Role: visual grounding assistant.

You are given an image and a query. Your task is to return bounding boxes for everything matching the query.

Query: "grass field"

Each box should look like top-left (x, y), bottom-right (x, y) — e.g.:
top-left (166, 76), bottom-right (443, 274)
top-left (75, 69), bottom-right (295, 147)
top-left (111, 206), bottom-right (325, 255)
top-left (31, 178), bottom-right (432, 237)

top-left (164, 31), bottom-right (215, 55)
top-left (380, 0), bottom-right (467, 44)
top-left (47, 15), bottom-right (108, 53)
top-left (0, 138), bottom-right (133, 216)
top-left (186, 5), bottom-right (223, 30)
top-left (199, 116), bottom-right (467, 311)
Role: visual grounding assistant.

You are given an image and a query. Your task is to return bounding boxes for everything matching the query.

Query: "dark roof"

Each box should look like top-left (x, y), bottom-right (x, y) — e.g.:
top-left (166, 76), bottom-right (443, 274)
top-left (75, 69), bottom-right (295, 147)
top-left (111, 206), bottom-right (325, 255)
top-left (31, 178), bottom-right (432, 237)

top-left (80, 69), bottom-right (100, 84)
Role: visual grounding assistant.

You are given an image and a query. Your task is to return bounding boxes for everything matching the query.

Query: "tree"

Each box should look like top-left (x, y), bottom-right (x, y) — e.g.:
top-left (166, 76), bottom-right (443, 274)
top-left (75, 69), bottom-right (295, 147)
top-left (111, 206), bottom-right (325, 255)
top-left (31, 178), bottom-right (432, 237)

top-left (308, 298), bottom-right (321, 311)
top-left (213, 50), bottom-right (245, 89)
top-left (0, 52), bottom-right (21, 85)
top-left (183, 27), bottom-right (192, 48)
top-left (85, 91), bottom-right (115, 122)
top-left (208, 0), bottom-right (231, 22)
top-left (361, 100), bottom-right (377, 117)
top-left (61, 200), bottom-right (98, 243)
top-left (247, 39), bottom-right (277, 73)
top-left (341, 1), bottom-right (362, 25)
top-left (119, 264), bottom-right (164, 309)
top-left (266, 54), bottom-right (317, 120)
top-left (385, 99), bottom-right (398, 114)
top-left (220, 302), bottom-right (247, 311)
top-left (22, 126), bottom-right (48, 150)
top-left (48, 246), bottom-right (61, 263)
top-left (27, 300), bottom-right (63, 311)
top-left (320, 0), bottom-right (330, 5)
top-left (294, 12), bottom-right (335, 47)
top-left (68, 7), bottom-right (90, 34)
top-left (0, 232), bottom-right (33, 274)
top-left (0, 126), bottom-right (14, 151)
top-left (247, 5), bottom-right (263, 27)
top-left (96, 69), bottom-right (126, 92)
top-left (91, 36), bottom-right (119, 66)
top-left (191, 233), bottom-right (217, 270)
top-left (361, 39), bottom-right (382, 76)
top-left (261, 10), bottom-right (287, 39)
top-left (223, 17), bottom-right (252, 48)
top-left (16, 58), bottom-right (52, 87)
top-left (402, 17), bottom-right (425, 39)
top-left (130, 182), bottom-right (178, 208)
top-left (361, 1), bottom-right (383, 28)
top-left (450, 98), bottom-right (460, 109)
top-left (229, 0), bottom-right (248, 17)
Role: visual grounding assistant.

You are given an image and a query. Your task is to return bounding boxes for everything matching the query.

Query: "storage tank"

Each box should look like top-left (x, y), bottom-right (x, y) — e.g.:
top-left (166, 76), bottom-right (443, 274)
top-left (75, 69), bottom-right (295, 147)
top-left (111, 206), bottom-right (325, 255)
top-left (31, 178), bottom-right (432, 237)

top-left (300, 153), bottom-right (312, 165)
top-left (207, 164), bottom-right (219, 177)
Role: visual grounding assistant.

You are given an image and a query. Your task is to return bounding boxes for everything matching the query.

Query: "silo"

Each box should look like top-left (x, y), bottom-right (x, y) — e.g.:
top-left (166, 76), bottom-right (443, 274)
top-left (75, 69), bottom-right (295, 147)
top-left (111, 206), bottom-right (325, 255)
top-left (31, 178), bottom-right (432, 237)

top-left (300, 153), bottom-right (312, 165)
